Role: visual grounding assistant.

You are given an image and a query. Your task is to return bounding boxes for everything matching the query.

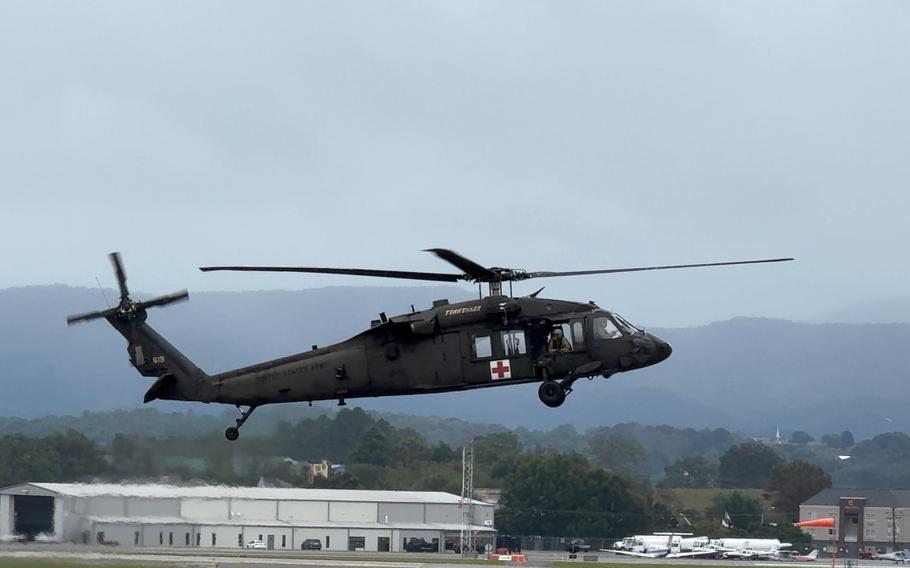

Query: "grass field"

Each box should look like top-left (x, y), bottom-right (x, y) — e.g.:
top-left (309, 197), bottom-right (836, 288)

top-left (654, 488), bottom-right (788, 524)
top-left (0, 563), bottom-right (168, 568)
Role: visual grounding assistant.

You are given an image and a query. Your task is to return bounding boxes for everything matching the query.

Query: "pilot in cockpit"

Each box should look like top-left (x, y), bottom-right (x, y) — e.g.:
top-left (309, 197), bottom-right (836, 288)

top-left (547, 326), bottom-right (572, 352)
top-left (594, 316), bottom-right (623, 340)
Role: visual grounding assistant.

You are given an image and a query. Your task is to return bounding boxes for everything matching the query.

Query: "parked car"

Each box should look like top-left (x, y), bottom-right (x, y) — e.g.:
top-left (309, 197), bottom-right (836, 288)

top-left (405, 538), bottom-right (436, 552)
top-left (301, 538), bottom-right (322, 550)
top-left (566, 539), bottom-right (591, 553)
top-left (245, 540), bottom-right (267, 550)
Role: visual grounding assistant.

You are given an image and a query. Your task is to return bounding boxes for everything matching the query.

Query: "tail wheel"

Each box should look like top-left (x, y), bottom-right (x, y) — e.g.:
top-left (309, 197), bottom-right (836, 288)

top-left (225, 427), bottom-right (240, 441)
top-left (538, 380), bottom-right (566, 408)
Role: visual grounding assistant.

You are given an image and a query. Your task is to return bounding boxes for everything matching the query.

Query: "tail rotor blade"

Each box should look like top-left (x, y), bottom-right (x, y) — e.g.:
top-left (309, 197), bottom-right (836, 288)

top-left (135, 290), bottom-right (189, 311)
top-left (109, 252), bottom-right (129, 299)
top-left (66, 309), bottom-right (113, 326)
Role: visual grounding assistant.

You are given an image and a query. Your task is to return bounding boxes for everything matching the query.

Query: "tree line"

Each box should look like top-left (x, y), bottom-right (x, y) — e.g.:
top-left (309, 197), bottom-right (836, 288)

top-left (0, 409), bottom-right (845, 541)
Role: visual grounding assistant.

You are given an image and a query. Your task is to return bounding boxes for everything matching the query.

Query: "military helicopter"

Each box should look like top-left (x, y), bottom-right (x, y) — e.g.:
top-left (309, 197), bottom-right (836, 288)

top-left (67, 249), bottom-right (791, 440)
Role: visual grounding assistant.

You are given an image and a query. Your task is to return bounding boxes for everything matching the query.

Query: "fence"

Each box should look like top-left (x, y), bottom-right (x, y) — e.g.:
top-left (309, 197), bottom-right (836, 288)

top-left (496, 535), bottom-right (616, 553)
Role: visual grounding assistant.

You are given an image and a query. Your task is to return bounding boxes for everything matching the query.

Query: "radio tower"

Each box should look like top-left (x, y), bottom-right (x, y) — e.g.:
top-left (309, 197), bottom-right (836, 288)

top-left (460, 438), bottom-right (475, 558)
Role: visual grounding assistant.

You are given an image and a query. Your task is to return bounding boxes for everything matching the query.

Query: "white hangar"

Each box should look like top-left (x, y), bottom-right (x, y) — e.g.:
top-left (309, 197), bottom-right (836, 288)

top-left (0, 483), bottom-right (495, 552)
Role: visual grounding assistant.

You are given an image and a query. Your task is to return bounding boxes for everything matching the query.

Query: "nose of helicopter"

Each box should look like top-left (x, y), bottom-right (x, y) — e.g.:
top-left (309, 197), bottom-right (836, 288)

top-left (649, 334), bottom-right (672, 363)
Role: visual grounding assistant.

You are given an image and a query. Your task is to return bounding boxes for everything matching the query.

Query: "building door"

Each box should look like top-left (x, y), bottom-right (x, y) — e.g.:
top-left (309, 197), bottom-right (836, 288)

top-left (267, 535), bottom-right (275, 549)
top-left (844, 513), bottom-right (860, 543)
top-left (378, 537), bottom-right (390, 552)
top-left (12, 495), bottom-right (54, 540)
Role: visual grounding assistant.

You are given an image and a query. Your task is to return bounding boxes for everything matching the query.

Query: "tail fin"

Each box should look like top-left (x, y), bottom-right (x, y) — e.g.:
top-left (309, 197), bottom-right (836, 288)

top-left (67, 252), bottom-right (215, 404)
top-left (808, 550), bottom-right (818, 560)
top-left (105, 313), bottom-right (212, 402)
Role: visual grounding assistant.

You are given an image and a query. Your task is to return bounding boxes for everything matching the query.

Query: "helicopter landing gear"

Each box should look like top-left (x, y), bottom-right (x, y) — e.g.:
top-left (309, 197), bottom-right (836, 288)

top-left (225, 405), bottom-right (257, 441)
top-left (538, 380), bottom-right (566, 408)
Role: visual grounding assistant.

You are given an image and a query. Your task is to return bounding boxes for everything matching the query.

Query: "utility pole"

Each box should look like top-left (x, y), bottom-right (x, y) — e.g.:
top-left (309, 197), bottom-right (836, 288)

top-left (460, 439), bottom-right (475, 558)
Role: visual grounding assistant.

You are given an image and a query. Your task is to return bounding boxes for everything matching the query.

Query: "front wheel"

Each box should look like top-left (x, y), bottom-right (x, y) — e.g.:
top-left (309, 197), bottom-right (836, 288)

top-left (538, 380), bottom-right (566, 408)
top-left (225, 427), bottom-right (240, 441)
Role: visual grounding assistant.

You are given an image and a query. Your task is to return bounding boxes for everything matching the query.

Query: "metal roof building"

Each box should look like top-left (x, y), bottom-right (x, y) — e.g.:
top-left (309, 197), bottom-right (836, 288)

top-left (0, 483), bottom-right (494, 552)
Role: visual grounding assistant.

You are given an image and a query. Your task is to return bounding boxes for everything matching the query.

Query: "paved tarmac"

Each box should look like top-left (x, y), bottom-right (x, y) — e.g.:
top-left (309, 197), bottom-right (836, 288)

top-left (0, 544), bottom-right (901, 568)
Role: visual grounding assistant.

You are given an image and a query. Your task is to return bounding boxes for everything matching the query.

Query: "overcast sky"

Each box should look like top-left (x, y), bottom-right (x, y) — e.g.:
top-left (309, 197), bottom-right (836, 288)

top-left (1, 1), bottom-right (908, 327)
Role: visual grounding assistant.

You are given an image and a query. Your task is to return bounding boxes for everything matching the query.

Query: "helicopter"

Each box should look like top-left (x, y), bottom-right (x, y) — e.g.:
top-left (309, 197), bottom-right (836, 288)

top-left (67, 249), bottom-right (792, 441)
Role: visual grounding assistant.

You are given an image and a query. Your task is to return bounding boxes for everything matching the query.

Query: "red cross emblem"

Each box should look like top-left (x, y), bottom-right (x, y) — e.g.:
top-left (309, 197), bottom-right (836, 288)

top-left (490, 360), bottom-right (511, 380)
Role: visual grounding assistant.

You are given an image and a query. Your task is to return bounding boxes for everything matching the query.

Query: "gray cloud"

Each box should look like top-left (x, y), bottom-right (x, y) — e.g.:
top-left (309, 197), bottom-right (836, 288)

top-left (1, 1), bottom-right (907, 326)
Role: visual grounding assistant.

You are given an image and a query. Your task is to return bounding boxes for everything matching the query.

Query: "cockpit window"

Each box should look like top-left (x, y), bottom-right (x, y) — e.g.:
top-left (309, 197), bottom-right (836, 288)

top-left (612, 313), bottom-right (642, 333)
top-left (593, 316), bottom-right (623, 340)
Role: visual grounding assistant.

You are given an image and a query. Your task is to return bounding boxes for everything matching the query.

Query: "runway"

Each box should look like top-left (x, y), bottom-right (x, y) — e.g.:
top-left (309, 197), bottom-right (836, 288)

top-left (0, 545), bottom-right (901, 568)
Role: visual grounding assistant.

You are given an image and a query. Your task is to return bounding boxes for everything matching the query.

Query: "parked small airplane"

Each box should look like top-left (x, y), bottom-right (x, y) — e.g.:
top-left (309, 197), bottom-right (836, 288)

top-left (713, 538), bottom-right (792, 560)
top-left (872, 550), bottom-right (910, 564)
top-left (792, 550), bottom-right (819, 562)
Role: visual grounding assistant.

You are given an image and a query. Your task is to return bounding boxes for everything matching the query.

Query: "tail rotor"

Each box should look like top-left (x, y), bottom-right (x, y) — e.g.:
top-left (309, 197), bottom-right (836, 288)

top-left (66, 252), bottom-right (188, 326)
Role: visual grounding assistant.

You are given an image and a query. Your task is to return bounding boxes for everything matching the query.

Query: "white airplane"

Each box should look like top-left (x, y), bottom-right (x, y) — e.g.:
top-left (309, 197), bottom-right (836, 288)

top-left (604, 534), bottom-right (715, 559)
top-left (780, 549), bottom-right (818, 562)
top-left (872, 550), bottom-right (910, 564)
top-left (793, 550), bottom-right (819, 562)
top-left (712, 538), bottom-right (792, 559)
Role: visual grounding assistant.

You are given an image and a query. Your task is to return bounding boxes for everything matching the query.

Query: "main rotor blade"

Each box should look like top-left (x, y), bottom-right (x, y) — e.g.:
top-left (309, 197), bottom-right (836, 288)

top-left (424, 248), bottom-right (496, 281)
top-left (135, 290), bottom-right (190, 310)
top-left (66, 308), bottom-right (113, 326)
top-left (199, 265), bottom-right (463, 283)
top-left (526, 258), bottom-right (794, 279)
top-left (109, 252), bottom-right (129, 300)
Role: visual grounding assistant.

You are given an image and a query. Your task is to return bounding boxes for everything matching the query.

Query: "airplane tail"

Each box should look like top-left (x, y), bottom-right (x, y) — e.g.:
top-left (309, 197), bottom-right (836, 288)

top-left (808, 550), bottom-right (819, 560)
top-left (67, 253), bottom-right (215, 403)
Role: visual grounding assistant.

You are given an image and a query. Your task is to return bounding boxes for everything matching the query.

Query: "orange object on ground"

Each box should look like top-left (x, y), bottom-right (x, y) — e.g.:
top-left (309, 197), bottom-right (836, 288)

top-left (795, 517), bottom-right (836, 528)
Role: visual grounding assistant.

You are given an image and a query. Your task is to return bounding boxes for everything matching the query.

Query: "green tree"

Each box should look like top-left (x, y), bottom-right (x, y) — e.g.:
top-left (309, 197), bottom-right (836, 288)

top-left (429, 442), bottom-right (457, 463)
top-left (474, 431), bottom-right (522, 462)
top-left (718, 441), bottom-right (782, 488)
top-left (661, 455), bottom-right (716, 488)
top-left (350, 425), bottom-right (395, 466)
top-left (821, 431), bottom-right (855, 450)
top-left (45, 430), bottom-right (107, 480)
top-left (840, 430), bottom-right (855, 449)
top-left (497, 451), bottom-right (651, 537)
top-left (0, 431), bottom-right (108, 486)
top-left (709, 491), bottom-right (764, 532)
top-left (390, 428), bottom-right (430, 468)
top-left (789, 431), bottom-right (814, 444)
top-left (588, 434), bottom-right (646, 474)
top-left (766, 460), bottom-right (831, 518)
top-left (110, 434), bottom-right (158, 477)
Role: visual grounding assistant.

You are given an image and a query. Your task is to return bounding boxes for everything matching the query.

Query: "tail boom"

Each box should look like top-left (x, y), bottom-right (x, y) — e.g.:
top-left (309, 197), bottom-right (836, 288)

top-left (106, 312), bottom-right (215, 403)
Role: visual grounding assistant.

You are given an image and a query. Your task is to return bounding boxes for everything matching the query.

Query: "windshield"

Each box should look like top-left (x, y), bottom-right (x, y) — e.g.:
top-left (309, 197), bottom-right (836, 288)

top-left (612, 312), bottom-right (642, 333)
top-left (593, 313), bottom-right (642, 340)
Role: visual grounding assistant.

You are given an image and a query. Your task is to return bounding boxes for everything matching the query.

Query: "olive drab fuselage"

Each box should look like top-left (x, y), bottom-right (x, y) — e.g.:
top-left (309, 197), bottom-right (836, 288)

top-left (188, 295), bottom-right (672, 407)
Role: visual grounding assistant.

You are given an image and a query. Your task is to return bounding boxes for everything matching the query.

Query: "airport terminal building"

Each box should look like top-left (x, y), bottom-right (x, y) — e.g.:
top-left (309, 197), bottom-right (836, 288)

top-left (800, 488), bottom-right (910, 556)
top-left (0, 483), bottom-right (495, 552)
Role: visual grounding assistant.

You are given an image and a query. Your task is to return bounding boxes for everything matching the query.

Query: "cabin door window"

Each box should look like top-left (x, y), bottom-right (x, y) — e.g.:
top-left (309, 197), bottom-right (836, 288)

top-left (500, 330), bottom-right (527, 356)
